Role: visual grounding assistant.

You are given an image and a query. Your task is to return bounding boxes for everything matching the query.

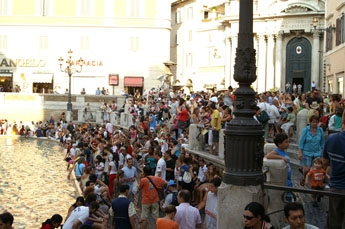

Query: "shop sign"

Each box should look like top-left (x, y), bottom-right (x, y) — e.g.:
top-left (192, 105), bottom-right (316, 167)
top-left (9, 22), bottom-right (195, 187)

top-left (109, 74), bottom-right (119, 86)
top-left (0, 58), bottom-right (46, 67)
top-left (70, 60), bottom-right (103, 67)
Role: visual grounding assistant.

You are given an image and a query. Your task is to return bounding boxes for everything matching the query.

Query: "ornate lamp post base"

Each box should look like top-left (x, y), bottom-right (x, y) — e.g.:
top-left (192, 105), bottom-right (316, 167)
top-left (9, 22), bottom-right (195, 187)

top-left (67, 102), bottom-right (72, 111)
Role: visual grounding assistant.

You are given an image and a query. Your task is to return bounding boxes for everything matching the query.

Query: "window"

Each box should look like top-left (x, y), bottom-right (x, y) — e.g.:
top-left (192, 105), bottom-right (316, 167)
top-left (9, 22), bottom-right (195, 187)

top-left (39, 36), bottom-right (48, 49)
top-left (39, 0), bottom-right (53, 16)
top-left (187, 7), bottom-right (193, 20)
top-left (0, 35), bottom-right (7, 49)
top-left (338, 77), bottom-right (343, 95)
top-left (80, 36), bottom-right (90, 50)
top-left (130, 37), bottom-right (140, 52)
top-left (0, 0), bottom-right (9, 15)
top-left (204, 11), bottom-right (209, 19)
top-left (328, 79), bottom-right (333, 94)
top-left (81, 0), bottom-right (91, 16)
top-left (186, 53), bottom-right (193, 67)
top-left (129, 0), bottom-right (141, 17)
top-left (188, 30), bottom-right (192, 42)
top-left (326, 26), bottom-right (333, 51)
top-left (336, 16), bottom-right (345, 46)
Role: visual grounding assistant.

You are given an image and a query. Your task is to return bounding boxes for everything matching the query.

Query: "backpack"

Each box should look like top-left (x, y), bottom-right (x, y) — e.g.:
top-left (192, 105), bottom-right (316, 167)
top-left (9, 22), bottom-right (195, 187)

top-left (171, 191), bottom-right (179, 206)
top-left (182, 170), bottom-right (192, 183)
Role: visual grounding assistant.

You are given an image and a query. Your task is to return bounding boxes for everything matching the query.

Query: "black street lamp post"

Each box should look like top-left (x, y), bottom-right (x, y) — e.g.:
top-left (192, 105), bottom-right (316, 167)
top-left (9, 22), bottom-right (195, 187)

top-left (223, 0), bottom-right (264, 186)
top-left (58, 49), bottom-right (83, 111)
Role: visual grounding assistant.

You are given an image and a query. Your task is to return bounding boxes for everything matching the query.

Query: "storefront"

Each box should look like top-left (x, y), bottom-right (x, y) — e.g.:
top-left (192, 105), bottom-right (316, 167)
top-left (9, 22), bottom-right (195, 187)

top-left (31, 73), bottom-right (54, 93)
top-left (0, 70), bottom-right (13, 92)
top-left (124, 77), bottom-right (144, 95)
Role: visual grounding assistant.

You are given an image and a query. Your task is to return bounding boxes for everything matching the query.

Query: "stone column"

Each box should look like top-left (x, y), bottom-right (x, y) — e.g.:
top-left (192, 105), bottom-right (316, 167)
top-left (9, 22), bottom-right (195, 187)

top-left (266, 34), bottom-right (275, 91)
top-left (312, 31), bottom-right (320, 89)
top-left (224, 36), bottom-right (232, 88)
top-left (258, 34), bottom-right (267, 92)
top-left (230, 35), bottom-right (238, 88)
top-left (275, 32), bottom-right (283, 91)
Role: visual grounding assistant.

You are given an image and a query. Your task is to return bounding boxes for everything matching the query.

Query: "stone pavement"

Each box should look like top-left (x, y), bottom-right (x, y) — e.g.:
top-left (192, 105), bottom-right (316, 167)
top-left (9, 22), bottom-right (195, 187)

top-left (0, 137), bottom-right (78, 228)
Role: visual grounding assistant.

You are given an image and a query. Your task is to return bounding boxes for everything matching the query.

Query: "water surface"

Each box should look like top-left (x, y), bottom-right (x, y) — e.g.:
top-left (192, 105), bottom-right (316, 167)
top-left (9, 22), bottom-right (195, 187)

top-left (0, 137), bottom-right (78, 228)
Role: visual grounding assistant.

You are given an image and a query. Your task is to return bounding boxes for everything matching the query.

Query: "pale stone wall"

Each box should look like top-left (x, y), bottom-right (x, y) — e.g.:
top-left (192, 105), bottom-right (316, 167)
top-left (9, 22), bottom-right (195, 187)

top-left (0, 93), bottom-right (125, 122)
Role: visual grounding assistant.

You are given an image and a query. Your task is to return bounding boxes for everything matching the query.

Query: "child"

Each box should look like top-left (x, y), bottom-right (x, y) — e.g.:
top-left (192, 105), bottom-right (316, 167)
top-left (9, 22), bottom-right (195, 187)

top-left (266, 133), bottom-right (292, 187)
top-left (156, 205), bottom-right (179, 229)
top-left (281, 107), bottom-right (296, 135)
top-left (306, 157), bottom-right (330, 207)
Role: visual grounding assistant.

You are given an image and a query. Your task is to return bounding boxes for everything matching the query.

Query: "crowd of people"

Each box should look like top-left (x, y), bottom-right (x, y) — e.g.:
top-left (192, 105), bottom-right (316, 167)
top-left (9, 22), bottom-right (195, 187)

top-left (1, 85), bottom-right (345, 228)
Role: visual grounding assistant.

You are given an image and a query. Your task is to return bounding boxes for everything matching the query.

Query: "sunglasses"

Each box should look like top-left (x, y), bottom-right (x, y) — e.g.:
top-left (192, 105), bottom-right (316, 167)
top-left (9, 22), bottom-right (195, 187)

top-left (243, 215), bottom-right (254, 220)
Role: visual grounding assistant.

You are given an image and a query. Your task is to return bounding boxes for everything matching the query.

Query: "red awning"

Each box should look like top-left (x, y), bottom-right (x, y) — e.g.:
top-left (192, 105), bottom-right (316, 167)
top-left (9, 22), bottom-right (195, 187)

top-left (124, 77), bottom-right (143, 87)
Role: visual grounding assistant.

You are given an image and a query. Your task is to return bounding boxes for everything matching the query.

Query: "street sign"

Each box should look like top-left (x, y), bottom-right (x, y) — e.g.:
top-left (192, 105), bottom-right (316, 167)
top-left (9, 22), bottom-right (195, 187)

top-left (109, 74), bottom-right (119, 86)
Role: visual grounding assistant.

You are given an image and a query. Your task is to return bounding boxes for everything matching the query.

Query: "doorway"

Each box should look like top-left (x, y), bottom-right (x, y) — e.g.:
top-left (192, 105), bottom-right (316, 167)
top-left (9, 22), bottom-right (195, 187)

top-left (33, 82), bottom-right (53, 93)
top-left (286, 37), bottom-right (311, 93)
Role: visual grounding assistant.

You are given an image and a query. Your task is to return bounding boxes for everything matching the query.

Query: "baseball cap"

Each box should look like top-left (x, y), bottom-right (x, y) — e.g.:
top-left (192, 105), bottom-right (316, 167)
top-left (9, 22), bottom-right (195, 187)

top-left (165, 180), bottom-right (177, 191)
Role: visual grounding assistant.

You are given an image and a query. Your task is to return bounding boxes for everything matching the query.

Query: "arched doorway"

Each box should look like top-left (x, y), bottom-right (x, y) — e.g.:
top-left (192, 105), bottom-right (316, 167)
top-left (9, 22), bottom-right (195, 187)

top-left (286, 37), bottom-right (311, 92)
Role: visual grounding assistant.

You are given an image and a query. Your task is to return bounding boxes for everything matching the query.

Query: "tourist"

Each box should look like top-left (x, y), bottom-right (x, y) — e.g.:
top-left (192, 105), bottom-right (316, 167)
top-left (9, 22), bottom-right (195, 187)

top-left (139, 166), bottom-right (167, 229)
top-left (66, 197), bottom-right (85, 220)
top-left (0, 212), bottom-right (14, 229)
top-left (210, 102), bottom-right (221, 154)
top-left (121, 158), bottom-right (137, 199)
top-left (156, 205), bottom-right (179, 229)
top-left (281, 107), bottom-right (296, 135)
top-left (161, 180), bottom-right (179, 210)
top-left (305, 158), bottom-right (329, 207)
top-left (322, 115), bottom-right (345, 229)
top-left (197, 177), bottom-right (222, 229)
top-left (266, 133), bottom-right (292, 187)
top-left (63, 201), bottom-right (99, 229)
top-left (243, 202), bottom-right (274, 229)
top-left (298, 116), bottom-right (325, 186)
top-left (174, 190), bottom-right (202, 229)
top-left (108, 151), bottom-right (119, 199)
top-left (110, 184), bottom-right (136, 229)
top-left (154, 151), bottom-right (166, 180)
top-left (283, 202), bottom-right (319, 229)
top-left (40, 214), bottom-right (63, 229)
top-left (75, 157), bottom-right (86, 182)
top-left (164, 150), bottom-right (176, 181)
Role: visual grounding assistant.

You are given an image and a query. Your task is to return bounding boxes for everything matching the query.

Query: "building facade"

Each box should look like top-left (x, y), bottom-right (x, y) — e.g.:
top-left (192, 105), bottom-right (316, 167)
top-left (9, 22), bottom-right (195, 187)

top-left (171, 0), bottom-right (325, 93)
top-left (0, 0), bottom-right (171, 95)
top-left (324, 0), bottom-right (345, 97)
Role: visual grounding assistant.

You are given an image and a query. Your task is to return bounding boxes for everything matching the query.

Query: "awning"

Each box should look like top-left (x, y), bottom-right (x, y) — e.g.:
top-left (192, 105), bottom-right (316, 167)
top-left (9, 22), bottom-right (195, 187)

top-left (124, 77), bottom-right (143, 87)
top-left (0, 72), bottom-right (13, 77)
top-left (31, 73), bottom-right (53, 83)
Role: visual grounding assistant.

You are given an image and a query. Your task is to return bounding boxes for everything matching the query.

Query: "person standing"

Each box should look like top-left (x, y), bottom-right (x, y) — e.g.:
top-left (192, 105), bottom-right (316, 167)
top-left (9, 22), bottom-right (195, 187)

top-left (121, 158), bottom-right (137, 200)
top-left (174, 190), bottom-right (202, 229)
top-left (322, 117), bottom-right (345, 229)
top-left (210, 102), bottom-right (221, 154)
top-left (164, 151), bottom-right (175, 181)
top-left (286, 81), bottom-right (291, 93)
top-left (298, 116), bottom-right (325, 186)
top-left (63, 201), bottom-right (99, 229)
top-left (139, 166), bottom-right (167, 229)
top-left (110, 184), bottom-right (136, 229)
top-left (154, 151), bottom-right (166, 181)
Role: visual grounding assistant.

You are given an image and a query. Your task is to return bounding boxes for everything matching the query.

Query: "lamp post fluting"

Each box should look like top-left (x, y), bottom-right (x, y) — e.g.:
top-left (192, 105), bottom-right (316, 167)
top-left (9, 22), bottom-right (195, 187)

top-left (58, 49), bottom-right (83, 111)
top-left (223, 0), bottom-right (264, 186)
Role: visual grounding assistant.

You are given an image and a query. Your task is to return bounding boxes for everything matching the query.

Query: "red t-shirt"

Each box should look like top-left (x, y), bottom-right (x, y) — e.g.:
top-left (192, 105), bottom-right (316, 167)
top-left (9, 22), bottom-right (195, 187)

top-left (179, 109), bottom-right (188, 122)
top-left (156, 218), bottom-right (179, 229)
top-left (139, 176), bottom-right (166, 204)
top-left (308, 168), bottom-right (327, 188)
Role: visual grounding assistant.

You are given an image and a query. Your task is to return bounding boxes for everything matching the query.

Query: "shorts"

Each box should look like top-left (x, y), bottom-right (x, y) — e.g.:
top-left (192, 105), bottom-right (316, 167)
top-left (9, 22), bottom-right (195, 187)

top-left (212, 130), bottom-right (220, 142)
top-left (303, 155), bottom-right (318, 167)
top-left (141, 202), bottom-right (159, 220)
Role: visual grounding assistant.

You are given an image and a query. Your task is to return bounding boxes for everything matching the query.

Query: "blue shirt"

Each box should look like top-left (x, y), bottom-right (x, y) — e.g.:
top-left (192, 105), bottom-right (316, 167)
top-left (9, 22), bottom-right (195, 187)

top-left (323, 131), bottom-right (345, 189)
top-left (298, 125), bottom-right (324, 157)
top-left (150, 115), bottom-right (156, 130)
top-left (75, 163), bottom-right (85, 177)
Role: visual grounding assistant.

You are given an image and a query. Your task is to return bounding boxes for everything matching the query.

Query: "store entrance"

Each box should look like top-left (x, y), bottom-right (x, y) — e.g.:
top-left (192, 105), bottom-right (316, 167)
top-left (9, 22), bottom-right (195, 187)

top-left (0, 77), bottom-right (13, 92)
top-left (126, 86), bottom-right (143, 96)
top-left (33, 82), bottom-right (53, 93)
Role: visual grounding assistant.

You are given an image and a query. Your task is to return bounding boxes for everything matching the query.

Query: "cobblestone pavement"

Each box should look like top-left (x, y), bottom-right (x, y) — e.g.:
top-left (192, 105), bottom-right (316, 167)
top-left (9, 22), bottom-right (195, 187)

top-left (0, 137), bottom-right (78, 228)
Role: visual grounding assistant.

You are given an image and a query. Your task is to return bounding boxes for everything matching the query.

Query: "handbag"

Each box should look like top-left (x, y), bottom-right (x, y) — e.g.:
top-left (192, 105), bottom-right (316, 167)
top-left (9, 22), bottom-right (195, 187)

top-left (147, 176), bottom-right (165, 201)
top-left (258, 110), bottom-right (270, 124)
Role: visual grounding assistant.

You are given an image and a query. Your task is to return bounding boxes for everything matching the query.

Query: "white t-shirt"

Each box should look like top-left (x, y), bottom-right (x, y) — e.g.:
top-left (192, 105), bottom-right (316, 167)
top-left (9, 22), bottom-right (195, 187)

top-left (109, 161), bottom-right (118, 175)
top-left (63, 206), bottom-right (89, 229)
top-left (155, 158), bottom-right (166, 180)
top-left (282, 224), bottom-right (319, 229)
top-left (198, 165), bottom-right (208, 183)
top-left (106, 122), bottom-right (113, 134)
top-left (95, 162), bottom-right (104, 176)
